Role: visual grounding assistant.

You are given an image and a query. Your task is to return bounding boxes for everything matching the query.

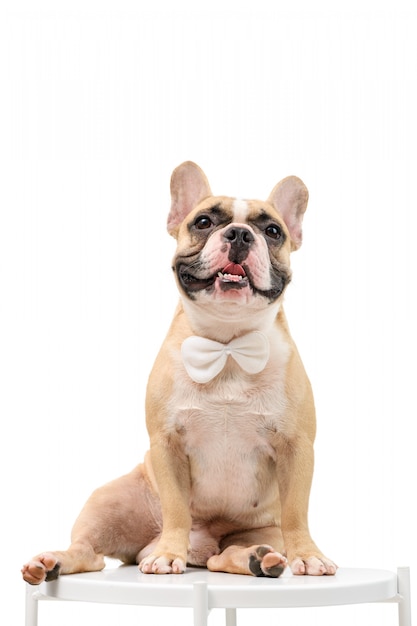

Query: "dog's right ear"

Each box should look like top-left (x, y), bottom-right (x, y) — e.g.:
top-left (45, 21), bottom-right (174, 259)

top-left (167, 161), bottom-right (212, 238)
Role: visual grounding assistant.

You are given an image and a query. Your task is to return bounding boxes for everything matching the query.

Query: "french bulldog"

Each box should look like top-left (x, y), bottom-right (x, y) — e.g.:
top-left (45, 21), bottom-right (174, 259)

top-left (22, 161), bottom-right (337, 583)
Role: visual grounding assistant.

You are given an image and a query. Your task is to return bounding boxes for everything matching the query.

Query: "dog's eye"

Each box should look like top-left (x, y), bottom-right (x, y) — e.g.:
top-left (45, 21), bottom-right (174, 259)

top-left (265, 224), bottom-right (282, 240)
top-left (194, 215), bottom-right (213, 230)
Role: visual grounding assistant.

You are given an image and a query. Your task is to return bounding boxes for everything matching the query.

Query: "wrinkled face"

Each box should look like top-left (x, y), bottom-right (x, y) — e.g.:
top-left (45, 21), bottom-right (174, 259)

top-left (173, 195), bottom-right (293, 307)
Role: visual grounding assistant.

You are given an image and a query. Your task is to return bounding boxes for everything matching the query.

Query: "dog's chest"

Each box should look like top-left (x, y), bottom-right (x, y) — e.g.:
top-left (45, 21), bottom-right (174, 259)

top-left (166, 336), bottom-right (292, 517)
top-left (169, 374), bottom-right (287, 461)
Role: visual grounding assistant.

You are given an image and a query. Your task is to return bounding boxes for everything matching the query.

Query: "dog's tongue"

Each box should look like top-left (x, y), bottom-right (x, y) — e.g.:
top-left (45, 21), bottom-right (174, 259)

top-left (222, 263), bottom-right (246, 276)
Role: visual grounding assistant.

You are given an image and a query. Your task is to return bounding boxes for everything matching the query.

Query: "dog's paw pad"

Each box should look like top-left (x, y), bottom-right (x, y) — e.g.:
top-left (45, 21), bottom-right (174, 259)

top-left (249, 545), bottom-right (287, 578)
top-left (21, 553), bottom-right (61, 585)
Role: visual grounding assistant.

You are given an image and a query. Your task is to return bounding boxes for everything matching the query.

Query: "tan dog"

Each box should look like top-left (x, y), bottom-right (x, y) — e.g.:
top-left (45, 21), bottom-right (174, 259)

top-left (22, 161), bottom-right (336, 584)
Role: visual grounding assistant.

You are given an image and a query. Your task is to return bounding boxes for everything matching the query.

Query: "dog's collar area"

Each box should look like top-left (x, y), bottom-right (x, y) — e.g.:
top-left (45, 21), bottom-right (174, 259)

top-left (181, 331), bottom-right (270, 384)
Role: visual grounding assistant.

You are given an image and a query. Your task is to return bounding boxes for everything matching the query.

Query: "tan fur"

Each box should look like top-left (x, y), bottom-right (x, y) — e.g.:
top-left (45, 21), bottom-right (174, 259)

top-left (22, 162), bottom-right (336, 584)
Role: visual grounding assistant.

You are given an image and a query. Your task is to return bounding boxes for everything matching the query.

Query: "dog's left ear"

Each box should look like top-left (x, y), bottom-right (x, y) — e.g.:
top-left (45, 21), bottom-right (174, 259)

top-left (168, 161), bottom-right (212, 238)
top-left (268, 176), bottom-right (309, 251)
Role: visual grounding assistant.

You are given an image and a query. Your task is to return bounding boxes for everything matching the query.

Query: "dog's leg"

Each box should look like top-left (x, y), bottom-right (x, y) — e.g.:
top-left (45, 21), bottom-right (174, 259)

top-left (207, 527), bottom-right (287, 577)
top-left (138, 439), bottom-right (192, 574)
top-left (278, 435), bottom-right (337, 576)
top-left (21, 544), bottom-right (105, 585)
top-left (22, 464), bottom-right (162, 584)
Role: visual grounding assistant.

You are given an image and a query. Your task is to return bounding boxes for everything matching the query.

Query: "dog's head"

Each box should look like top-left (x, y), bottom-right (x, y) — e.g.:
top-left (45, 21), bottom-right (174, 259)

top-left (168, 161), bottom-right (308, 332)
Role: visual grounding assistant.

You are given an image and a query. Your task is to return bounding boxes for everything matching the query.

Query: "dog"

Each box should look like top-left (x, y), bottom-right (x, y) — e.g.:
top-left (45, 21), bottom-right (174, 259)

top-left (22, 161), bottom-right (337, 583)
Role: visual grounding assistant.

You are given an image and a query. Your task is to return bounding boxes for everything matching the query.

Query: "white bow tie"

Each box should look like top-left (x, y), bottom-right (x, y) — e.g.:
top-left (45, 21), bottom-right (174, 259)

top-left (181, 331), bottom-right (270, 384)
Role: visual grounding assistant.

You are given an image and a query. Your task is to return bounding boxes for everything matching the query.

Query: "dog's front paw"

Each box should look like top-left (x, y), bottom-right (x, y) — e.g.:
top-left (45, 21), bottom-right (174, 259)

top-left (290, 555), bottom-right (337, 576)
top-left (139, 554), bottom-right (186, 574)
top-left (21, 553), bottom-right (61, 585)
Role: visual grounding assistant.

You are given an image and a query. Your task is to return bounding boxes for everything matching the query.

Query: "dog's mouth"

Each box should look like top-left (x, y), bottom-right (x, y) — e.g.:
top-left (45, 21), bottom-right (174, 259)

top-left (179, 262), bottom-right (250, 293)
top-left (217, 263), bottom-right (250, 290)
top-left (177, 260), bottom-right (289, 302)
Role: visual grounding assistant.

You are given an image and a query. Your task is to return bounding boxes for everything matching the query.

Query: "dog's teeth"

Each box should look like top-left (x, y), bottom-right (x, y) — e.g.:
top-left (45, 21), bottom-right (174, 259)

top-left (218, 272), bottom-right (244, 283)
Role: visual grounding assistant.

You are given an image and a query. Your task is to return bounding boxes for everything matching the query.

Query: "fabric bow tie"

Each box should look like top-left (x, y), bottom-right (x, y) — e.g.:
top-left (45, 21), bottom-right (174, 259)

top-left (181, 331), bottom-right (270, 384)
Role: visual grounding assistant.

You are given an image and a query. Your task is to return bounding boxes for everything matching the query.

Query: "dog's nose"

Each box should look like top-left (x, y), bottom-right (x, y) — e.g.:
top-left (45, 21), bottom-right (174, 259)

top-left (223, 226), bottom-right (254, 249)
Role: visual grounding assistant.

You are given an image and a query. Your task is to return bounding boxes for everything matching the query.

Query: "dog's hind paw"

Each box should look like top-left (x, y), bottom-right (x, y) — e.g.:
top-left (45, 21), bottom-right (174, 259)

top-left (21, 553), bottom-right (61, 585)
top-left (139, 554), bottom-right (186, 574)
top-left (249, 545), bottom-right (287, 578)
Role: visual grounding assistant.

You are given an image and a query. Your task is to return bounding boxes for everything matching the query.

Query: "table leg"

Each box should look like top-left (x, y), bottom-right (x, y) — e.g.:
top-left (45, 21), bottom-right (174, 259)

top-left (397, 567), bottom-right (412, 626)
top-left (25, 585), bottom-right (39, 626)
top-left (225, 608), bottom-right (237, 626)
top-left (193, 581), bottom-right (209, 626)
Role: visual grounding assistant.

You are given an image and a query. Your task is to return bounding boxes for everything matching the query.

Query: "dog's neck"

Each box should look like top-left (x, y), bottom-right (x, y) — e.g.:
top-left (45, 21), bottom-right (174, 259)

top-left (180, 298), bottom-right (282, 343)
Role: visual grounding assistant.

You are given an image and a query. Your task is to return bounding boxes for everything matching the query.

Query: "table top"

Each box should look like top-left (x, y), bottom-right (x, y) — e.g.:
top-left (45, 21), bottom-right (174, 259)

top-left (33, 564), bottom-right (399, 609)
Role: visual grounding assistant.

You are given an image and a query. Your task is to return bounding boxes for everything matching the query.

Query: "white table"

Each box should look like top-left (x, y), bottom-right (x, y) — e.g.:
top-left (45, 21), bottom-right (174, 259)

top-left (25, 564), bottom-right (411, 626)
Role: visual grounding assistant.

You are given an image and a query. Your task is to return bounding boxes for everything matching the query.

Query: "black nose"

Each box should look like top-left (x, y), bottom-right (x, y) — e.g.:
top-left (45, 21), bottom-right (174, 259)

top-left (223, 226), bottom-right (254, 249)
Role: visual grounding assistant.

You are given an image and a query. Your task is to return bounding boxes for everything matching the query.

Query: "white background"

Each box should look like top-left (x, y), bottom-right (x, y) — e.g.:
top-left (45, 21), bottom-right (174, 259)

top-left (1, 1), bottom-right (416, 624)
